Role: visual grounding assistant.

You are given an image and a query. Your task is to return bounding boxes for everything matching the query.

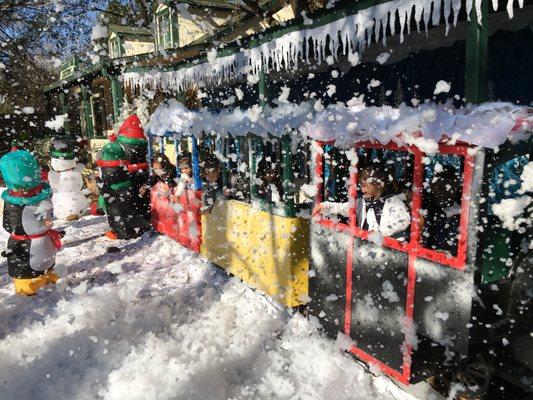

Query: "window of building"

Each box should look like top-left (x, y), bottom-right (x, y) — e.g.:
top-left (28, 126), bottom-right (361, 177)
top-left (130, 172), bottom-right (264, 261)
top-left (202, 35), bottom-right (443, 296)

top-left (155, 6), bottom-right (176, 50)
top-left (420, 154), bottom-right (464, 257)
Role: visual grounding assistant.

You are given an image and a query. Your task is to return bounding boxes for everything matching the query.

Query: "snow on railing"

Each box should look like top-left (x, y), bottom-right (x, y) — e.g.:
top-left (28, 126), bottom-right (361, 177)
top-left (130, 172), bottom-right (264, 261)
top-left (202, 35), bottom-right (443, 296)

top-left (124, 0), bottom-right (523, 93)
top-left (146, 99), bottom-right (532, 152)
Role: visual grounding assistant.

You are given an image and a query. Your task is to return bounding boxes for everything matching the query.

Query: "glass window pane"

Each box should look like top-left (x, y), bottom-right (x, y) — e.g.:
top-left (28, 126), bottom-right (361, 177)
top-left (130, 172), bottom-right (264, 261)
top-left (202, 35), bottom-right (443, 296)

top-left (420, 154), bottom-right (464, 256)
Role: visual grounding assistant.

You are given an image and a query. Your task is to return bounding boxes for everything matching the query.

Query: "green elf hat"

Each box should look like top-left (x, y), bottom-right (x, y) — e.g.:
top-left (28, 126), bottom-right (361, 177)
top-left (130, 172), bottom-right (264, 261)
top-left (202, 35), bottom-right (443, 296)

top-left (50, 137), bottom-right (76, 160)
top-left (117, 114), bottom-right (147, 146)
top-left (0, 149), bottom-right (52, 205)
top-left (96, 139), bottom-right (129, 168)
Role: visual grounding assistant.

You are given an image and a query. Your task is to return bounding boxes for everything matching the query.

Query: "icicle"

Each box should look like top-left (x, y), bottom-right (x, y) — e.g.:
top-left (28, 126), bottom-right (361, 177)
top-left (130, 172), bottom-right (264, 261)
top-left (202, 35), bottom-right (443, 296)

top-left (466, 0), bottom-right (473, 19)
top-left (390, 8), bottom-right (397, 36)
top-left (475, 0), bottom-right (483, 23)
top-left (414, 2), bottom-right (423, 33)
top-left (423, 2), bottom-right (431, 35)
top-left (398, 10), bottom-right (407, 43)
top-left (492, 0), bottom-right (498, 10)
top-left (432, 0), bottom-right (442, 26)
top-left (443, 0), bottom-right (452, 35)
top-left (506, 0), bottom-right (514, 18)
top-left (406, 5), bottom-right (413, 36)
top-left (518, 0), bottom-right (523, 8)
top-left (452, 0), bottom-right (462, 26)
top-left (382, 14), bottom-right (388, 46)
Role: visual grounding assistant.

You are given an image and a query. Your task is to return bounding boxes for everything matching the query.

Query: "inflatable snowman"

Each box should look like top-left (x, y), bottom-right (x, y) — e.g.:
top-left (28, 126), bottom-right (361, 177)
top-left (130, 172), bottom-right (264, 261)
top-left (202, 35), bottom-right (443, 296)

top-left (48, 138), bottom-right (88, 221)
top-left (0, 149), bottom-right (62, 295)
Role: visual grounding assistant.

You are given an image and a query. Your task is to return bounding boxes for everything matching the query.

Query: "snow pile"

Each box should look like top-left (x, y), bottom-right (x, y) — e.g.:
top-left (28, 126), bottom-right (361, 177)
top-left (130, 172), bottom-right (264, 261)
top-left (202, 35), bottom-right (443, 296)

top-left (0, 216), bottom-right (416, 400)
top-left (124, 0), bottom-right (522, 93)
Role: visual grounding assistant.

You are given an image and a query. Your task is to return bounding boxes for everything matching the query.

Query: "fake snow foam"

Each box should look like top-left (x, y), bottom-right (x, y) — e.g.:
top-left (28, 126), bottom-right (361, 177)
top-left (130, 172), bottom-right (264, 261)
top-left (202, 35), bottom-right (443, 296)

top-left (0, 215), bottom-right (418, 400)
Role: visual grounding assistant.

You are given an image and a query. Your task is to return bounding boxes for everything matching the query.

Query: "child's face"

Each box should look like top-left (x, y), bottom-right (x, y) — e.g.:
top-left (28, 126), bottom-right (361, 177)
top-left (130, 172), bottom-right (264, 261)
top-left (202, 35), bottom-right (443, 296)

top-left (205, 167), bottom-right (221, 183)
top-left (361, 178), bottom-right (384, 199)
top-left (264, 166), bottom-right (279, 182)
top-left (153, 161), bottom-right (165, 177)
top-left (180, 165), bottom-right (192, 176)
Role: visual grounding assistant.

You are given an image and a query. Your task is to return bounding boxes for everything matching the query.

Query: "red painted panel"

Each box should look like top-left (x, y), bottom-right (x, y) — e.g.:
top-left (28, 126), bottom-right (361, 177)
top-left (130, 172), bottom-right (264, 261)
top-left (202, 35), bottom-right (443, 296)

top-left (150, 182), bottom-right (202, 253)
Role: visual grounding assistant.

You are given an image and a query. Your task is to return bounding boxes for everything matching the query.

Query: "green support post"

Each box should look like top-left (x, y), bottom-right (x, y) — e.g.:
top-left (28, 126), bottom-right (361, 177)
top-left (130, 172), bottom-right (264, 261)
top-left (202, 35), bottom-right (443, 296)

top-left (221, 137), bottom-right (229, 192)
top-left (465, 1), bottom-right (488, 104)
top-left (251, 70), bottom-right (270, 201)
top-left (102, 68), bottom-right (124, 122)
top-left (282, 134), bottom-right (295, 217)
top-left (58, 90), bottom-right (70, 135)
top-left (249, 136), bottom-right (258, 200)
top-left (258, 71), bottom-right (269, 108)
top-left (81, 85), bottom-right (94, 139)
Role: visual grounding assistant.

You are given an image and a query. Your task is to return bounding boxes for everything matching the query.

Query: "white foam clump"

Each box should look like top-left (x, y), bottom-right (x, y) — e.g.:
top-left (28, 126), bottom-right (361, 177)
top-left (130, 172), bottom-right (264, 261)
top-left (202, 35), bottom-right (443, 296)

top-left (146, 98), bottom-right (530, 152)
top-left (45, 114), bottom-right (67, 131)
top-left (492, 161), bottom-right (533, 231)
top-left (301, 101), bottom-right (531, 151)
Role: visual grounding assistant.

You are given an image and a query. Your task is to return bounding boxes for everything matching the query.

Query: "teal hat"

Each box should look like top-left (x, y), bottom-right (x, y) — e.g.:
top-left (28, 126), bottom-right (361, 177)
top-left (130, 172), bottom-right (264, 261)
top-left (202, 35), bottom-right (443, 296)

top-left (0, 150), bottom-right (52, 205)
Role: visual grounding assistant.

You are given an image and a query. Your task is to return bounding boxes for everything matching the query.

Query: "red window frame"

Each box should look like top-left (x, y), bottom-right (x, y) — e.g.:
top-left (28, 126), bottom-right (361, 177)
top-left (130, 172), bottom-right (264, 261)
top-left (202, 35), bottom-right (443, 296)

top-left (313, 139), bottom-right (475, 385)
top-left (314, 140), bottom-right (475, 270)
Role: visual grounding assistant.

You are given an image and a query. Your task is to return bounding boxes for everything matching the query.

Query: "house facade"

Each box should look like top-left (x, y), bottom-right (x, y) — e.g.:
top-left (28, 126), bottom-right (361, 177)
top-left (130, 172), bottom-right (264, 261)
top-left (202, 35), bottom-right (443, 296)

top-left (43, 0), bottom-right (300, 160)
top-left (43, 0), bottom-right (533, 162)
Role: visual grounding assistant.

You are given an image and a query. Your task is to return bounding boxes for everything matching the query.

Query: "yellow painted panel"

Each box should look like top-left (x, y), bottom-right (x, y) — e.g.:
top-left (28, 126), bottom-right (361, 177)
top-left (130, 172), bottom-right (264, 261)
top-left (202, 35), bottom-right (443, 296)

top-left (201, 199), bottom-right (309, 307)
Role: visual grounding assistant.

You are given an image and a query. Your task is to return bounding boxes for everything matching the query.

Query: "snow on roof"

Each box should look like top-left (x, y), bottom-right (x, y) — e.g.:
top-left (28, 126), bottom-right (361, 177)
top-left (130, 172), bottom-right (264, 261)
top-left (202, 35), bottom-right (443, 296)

top-left (147, 100), bottom-right (531, 151)
top-left (300, 101), bottom-right (532, 151)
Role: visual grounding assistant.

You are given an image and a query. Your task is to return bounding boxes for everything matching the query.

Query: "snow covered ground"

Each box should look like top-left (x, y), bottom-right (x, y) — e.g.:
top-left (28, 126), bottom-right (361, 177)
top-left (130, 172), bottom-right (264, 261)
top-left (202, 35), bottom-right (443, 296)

top-left (0, 216), bottom-right (419, 400)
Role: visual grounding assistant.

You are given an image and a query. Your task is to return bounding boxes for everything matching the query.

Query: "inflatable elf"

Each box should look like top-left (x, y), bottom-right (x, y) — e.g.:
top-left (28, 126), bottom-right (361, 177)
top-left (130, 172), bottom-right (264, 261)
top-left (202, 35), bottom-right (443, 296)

top-left (0, 149), bottom-right (62, 295)
top-left (48, 138), bottom-right (89, 221)
top-left (96, 140), bottom-right (150, 240)
top-left (117, 114), bottom-right (150, 221)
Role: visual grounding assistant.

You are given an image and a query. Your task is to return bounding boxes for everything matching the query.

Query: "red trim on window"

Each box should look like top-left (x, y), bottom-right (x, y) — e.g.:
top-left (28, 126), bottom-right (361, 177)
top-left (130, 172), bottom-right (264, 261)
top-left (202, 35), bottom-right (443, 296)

top-left (456, 152), bottom-right (474, 268)
top-left (312, 138), bottom-right (476, 385)
top-left (349, 346), bottom-right (408, 385)
top-left (349, 168), bottom-right (357, 230)
top-left (344, 235), bottom-right (354, 334)
top-left (316, 218), bottom-right (350, 233)
top-left (314, 143), bottom-right (324, 204)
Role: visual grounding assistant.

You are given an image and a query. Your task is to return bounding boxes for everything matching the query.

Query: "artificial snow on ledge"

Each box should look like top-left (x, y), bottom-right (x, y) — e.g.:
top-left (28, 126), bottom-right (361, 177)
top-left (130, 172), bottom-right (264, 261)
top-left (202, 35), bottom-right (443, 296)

top-left (147, 99), bottom-right (531, 152)
top-left (124, 0), bottom-right (523, 93)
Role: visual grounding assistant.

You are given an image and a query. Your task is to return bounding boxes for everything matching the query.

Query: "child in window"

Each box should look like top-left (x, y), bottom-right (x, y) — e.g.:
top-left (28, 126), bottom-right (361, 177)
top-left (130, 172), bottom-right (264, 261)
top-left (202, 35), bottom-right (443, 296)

top-left (174, 152), bottom-right (194, 197)
top-left (141, 152), bottom-right (177, 197)
top-left (201, 154), bottom-right (222, 215)
top-left (256, 157), bottom-right (283, 204)
top-left (313, 167), bottom-right (410, 239)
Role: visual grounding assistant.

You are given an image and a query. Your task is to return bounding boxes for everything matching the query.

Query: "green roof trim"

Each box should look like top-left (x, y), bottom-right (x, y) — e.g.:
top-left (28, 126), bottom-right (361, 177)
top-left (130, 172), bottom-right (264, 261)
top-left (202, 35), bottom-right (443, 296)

top-left (108, 24), bottom-right (154, 37)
